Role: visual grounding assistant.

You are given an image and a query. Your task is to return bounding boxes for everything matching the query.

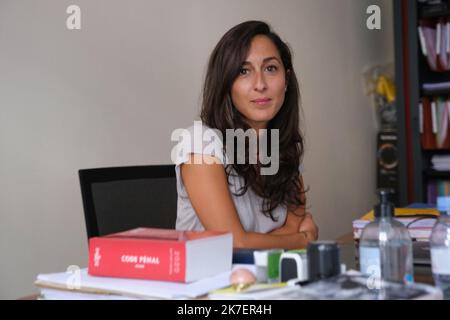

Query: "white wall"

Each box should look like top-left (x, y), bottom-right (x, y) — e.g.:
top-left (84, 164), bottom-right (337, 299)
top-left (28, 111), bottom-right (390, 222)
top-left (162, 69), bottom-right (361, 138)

top-left (0, 0), bottom-right (394, 299)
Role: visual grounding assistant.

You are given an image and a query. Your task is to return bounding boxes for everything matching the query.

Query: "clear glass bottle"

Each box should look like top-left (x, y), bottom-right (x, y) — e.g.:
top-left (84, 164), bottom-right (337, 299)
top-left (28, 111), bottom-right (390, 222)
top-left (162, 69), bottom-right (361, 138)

top-left (359, 189), bottom-right (414, 287)
top-left (430, 196), bottom-right (450, 299)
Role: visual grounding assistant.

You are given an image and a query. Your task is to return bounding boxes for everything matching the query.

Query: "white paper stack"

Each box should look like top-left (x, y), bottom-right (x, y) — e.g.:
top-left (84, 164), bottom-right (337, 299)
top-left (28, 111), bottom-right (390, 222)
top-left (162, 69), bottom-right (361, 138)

top-left (352, 217), bottom-right (437, 240)
top-left (35, 268), bottom-right (231, 300)
top-left (431, 155), bottom-right (450, 171)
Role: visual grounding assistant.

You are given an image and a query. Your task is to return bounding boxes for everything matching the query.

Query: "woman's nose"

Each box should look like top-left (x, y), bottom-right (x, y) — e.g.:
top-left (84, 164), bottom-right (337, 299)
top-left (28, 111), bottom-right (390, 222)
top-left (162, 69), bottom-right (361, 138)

top-left (253, 72), bottom-right (267, 91)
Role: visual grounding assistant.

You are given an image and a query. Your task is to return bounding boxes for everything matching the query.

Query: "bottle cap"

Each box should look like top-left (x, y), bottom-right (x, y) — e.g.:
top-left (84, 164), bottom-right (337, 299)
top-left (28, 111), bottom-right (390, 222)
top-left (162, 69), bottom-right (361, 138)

top-left (374, 188), bottom-right (395, 218)
top-left (307, 241), bottom-right (340, 282)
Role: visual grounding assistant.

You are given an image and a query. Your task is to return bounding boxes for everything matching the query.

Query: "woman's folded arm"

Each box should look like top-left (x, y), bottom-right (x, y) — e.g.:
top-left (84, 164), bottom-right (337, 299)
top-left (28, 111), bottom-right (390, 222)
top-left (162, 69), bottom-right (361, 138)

top-left (181, 154), bottom-right (316, 249)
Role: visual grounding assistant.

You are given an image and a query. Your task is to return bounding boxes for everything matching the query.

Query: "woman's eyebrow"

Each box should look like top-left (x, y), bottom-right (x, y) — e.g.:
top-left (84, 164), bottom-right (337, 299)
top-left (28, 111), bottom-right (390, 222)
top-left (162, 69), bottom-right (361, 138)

top-left (242, 57), bottom-right (281, 66)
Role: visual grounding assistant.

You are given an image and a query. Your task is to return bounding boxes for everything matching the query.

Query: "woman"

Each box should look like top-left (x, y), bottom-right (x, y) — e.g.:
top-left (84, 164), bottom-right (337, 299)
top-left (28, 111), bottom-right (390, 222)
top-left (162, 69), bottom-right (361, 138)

top-left (175, 20), bottom-right (318, 249)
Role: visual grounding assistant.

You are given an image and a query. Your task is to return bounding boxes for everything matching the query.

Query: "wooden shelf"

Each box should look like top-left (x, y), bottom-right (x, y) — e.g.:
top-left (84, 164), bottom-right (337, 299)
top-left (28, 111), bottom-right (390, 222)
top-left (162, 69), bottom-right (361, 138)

top-left (422, 149), bottom-right (450, 154)
top-left (421, 87), bottom-right (450, 97)
top-left (424, 169), bottom-right (450, 178)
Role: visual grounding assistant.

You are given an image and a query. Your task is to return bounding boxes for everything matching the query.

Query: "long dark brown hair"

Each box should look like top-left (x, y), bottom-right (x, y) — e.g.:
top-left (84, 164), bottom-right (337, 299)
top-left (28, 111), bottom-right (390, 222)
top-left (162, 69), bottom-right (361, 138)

top-left (200, 20), bottom-right (307, 221)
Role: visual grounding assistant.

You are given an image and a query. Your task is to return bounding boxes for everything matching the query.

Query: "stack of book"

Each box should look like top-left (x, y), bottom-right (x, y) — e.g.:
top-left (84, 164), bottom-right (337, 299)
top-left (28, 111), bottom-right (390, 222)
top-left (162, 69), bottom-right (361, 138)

top-left (35, 228), bottom-right (233, 299)
top-left (352, 207), bottom-right (439, 241)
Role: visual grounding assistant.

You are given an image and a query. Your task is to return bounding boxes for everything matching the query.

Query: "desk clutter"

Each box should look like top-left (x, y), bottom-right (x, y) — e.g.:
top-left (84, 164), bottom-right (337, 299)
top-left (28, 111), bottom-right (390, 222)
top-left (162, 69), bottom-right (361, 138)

top-left (210, 241), bottom-right (441, 300)
top-left (33, 189), bottom-right (449, 300)
top-left (34, 236), bottom-right (442, 300)
top-left (35, 227), bottom-right (234, 299)
top-left (352, 189), bottom-right (450, 299)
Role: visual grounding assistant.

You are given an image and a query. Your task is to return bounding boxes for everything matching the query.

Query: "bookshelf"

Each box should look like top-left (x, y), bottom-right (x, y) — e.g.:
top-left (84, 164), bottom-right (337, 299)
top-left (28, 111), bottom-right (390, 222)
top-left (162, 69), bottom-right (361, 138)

top-left (394, 0), bottom-right (450, 206)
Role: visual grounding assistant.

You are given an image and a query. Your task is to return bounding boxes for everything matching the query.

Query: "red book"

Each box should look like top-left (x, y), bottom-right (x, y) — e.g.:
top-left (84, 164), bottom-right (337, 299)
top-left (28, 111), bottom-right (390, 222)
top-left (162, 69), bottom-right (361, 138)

top-left (88, 228), bottom-right (233, 283)
top-left (421, 97), bottom-right (437, 150)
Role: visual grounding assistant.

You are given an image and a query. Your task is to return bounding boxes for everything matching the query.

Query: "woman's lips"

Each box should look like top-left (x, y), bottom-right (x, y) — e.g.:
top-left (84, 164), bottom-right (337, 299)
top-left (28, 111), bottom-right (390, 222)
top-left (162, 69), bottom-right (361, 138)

top-left (251, 98), bottom-right (271, 105)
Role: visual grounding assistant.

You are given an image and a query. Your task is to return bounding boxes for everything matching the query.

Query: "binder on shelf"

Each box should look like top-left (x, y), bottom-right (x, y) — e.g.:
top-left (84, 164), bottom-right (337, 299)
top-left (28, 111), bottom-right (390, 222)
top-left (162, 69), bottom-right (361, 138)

top-left (419, 96), bottom-right (450, 150)
top-left (437, 18), bottom-right (449, 71)
top-left (435, 96), bottom-right (450, 148)
top-left (419, 19), bottom-right (438, 71)
top-left (420, 97), bottom-right (438, 149)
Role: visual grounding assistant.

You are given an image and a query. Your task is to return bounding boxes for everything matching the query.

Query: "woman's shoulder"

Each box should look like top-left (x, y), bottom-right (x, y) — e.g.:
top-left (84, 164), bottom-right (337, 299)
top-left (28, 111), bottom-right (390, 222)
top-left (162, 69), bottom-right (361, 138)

top-left (299, 162), bottom-right (304, 174)
top-left (172, 121), bottom-right (225, 165)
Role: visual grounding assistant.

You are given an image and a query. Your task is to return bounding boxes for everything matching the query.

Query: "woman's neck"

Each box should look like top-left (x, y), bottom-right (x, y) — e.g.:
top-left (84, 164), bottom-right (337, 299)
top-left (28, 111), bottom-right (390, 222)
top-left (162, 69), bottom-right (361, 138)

top-left (247, 121), bottom-right (268, 136)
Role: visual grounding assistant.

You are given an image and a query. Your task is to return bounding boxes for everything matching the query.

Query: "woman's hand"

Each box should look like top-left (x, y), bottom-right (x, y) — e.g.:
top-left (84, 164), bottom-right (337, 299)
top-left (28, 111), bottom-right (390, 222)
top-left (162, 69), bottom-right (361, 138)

top-left (269, 210), bottom-right (318, 242)
top-left (298, 212), bottom-right (319, 241)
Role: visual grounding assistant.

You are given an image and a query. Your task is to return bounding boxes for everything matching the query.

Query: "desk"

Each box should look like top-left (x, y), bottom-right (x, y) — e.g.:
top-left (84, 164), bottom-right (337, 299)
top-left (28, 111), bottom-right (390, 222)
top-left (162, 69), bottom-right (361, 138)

top-left (18, 294), bottom-right (39, 300)
top-left (21, 233), bottom-right (434, 299)
top-left (336, 233), bottom-right (434, 285)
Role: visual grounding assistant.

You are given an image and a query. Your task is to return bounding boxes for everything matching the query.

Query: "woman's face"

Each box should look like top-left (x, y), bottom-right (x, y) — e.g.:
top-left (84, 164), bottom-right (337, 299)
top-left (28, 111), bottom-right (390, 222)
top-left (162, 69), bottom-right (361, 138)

top-left (231, 35), bottom-right (287, 131)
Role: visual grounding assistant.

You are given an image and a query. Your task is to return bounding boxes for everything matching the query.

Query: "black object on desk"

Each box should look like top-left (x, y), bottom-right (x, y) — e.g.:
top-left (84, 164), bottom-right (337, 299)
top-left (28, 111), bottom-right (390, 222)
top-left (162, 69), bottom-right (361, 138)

top-left (307, 241), bottom-right (341, 281)
top-left (232, 248), bottom-right (257, 264)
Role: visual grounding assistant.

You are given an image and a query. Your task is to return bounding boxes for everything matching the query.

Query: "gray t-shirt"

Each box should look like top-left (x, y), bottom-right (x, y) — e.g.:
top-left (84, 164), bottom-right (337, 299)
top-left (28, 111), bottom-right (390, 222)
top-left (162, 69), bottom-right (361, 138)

top-left (173, 124), bottom-right (303, 233)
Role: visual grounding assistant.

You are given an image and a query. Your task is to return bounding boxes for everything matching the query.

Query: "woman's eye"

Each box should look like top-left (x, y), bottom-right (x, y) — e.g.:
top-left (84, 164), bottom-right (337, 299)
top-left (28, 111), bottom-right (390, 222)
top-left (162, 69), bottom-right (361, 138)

top-left (266, 65), bottom-right (278, 72)
top-left (239, 68), bottom-right (249, 75)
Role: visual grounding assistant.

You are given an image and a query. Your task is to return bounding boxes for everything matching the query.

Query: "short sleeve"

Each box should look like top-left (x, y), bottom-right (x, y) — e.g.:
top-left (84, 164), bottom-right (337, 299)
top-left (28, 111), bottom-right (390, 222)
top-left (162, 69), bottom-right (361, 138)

top-left (172, 123), bottom-right (226, 166)
top-left (173, 123), bottom-right (226, 206)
